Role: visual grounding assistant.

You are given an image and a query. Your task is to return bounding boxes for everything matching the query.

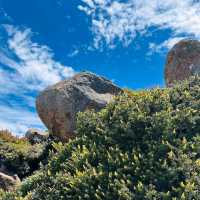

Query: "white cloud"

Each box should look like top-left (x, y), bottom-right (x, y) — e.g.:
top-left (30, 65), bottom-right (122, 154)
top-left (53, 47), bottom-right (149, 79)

top-left (0, 104), bottom-right (42, 137)
top-left (79, 0), bottom-right (200, 48)
top-left (148, 37), bottom-right (186, 54)
top-left (68, 49), bottom-right (79, 57)
top-left (4, 25), bottom-right (75, 90)
top-left (0, 8), bottom-right (11, 21)
top-left (0, 25), bottom-right (75, 135)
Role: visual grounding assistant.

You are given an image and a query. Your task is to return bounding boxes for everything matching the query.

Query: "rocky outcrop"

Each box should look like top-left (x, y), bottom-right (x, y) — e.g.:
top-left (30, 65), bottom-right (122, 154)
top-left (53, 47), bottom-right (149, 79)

top-left (25, 128), bottom-right (49, 144)
top-left (0, 172), bottom-right (21, 191)
top-left (165, 39), bottom-right (200, 86)
top-left (36, 72), bottom-right (122, 140)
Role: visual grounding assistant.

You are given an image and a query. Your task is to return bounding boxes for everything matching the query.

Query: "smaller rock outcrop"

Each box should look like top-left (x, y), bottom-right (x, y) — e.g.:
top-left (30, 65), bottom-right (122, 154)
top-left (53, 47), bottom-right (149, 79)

top-left (25, 128), bottom-right (49, 144)
top-left (36, 72), bottom-right (122, 141)
top-left (0, 172), bottom-right (21, 191)
top-left (165, 39), bottom-right (200, 86)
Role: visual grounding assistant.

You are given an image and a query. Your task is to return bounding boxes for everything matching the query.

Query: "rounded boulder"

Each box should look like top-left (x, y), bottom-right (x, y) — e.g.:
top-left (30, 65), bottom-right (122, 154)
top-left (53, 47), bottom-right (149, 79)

top-left (36, 72), bottom-right (122, 141)
top-left (165, 39), bottom-right (200, 86)
top-left (25, 128), bottom-right (49, 144)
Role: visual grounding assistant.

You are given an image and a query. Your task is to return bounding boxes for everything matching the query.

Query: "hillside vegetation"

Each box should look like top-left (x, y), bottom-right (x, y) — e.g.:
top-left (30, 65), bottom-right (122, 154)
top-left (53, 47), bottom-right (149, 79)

top-left (0, 130), bottom-right (49, 179)
top-left (1, 76), bottom-right (200, 200)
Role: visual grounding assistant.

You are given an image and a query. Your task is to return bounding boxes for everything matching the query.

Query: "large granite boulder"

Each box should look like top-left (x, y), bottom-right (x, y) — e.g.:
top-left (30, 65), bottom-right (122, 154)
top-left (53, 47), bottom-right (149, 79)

top-left (36, 72), bottom-right (122, 140)
top-left (165, 39), bottom-right (200, 86)
top-left (0, 172), bottom-right (20, 191)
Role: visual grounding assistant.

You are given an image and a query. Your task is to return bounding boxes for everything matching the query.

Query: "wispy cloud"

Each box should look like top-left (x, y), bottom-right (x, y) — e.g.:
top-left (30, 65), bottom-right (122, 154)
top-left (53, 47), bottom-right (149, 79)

top-left (68, 49), bottom-right (79, 57)
top-left (0, 104), bottom-right (42, 137)
top-left (148, 37), bottom-right (186, 55)
top-left (4, 25), bottom-right (75, 90)
top-left (79, 0), bottom-right (200, 49)
top-left (0, 25), bottom-right (75, 135)
top-left (0, 8), bottom-right (12, 22)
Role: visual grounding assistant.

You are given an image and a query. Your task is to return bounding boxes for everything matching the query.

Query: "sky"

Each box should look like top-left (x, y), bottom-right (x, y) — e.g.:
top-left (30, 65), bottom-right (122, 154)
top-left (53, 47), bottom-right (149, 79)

top-left (0, 0), bottom-right (200, 135)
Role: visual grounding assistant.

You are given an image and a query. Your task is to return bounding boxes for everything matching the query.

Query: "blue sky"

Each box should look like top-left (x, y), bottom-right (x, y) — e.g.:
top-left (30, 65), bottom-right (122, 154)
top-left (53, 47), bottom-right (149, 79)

top-left (0, 0), bottom-right (200, 135)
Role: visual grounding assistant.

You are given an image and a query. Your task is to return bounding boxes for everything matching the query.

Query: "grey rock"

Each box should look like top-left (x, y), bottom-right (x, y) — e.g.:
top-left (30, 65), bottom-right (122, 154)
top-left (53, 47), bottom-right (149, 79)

top-left (36, 72), bottom-right (122, 140)
top-left (25, 128), bottom-right (49, 144)
top-left (165, 39), bottom-right (200, 86)
top-left (0, 172), bottom-right (21, 191)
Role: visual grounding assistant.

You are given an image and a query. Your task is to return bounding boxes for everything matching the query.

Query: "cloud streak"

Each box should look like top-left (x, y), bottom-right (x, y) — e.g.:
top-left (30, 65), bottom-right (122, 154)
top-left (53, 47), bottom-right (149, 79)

top-left (0, 25), bottom-right (75, 135)
top-left (5, 25), bottom-right (75, 90)
top-left (148, 37), bottom-right (186, 55)
top-left (0, 104), bottom-right (42, 136)
top-left (79, 0), bottom-right (200, 48)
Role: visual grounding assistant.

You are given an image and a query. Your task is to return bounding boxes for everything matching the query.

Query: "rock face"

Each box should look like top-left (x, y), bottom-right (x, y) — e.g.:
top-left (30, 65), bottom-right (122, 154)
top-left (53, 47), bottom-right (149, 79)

top-left (165, 39), bottom-right (200, 86)
top-left (0, 172), bottom-right (21, 191)
top-left (25, 128), bottom-right (49, 144)
top-left (36, 72), bottom-right (122, 140)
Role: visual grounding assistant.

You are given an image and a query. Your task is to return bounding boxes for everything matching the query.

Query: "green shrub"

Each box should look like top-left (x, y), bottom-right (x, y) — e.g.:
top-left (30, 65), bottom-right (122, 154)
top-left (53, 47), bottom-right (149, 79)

top-left (0, 189), bottom-right (21, 200)
top-left (3, 76), bottom-right (200, 199)
top-left (0, 130), bottom-right (50, 179)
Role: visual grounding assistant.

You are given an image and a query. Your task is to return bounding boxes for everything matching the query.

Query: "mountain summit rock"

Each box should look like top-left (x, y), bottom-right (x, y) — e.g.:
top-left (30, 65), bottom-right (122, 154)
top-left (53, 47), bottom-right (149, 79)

top-left (165, 39), bottom-right (200, 86)
top-left (36, 72), bottom-right (122, 141)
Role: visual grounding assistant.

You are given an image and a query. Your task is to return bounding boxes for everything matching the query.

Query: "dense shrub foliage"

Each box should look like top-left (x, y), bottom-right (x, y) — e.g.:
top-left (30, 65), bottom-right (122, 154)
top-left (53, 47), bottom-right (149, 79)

top-left (1, 76), bottom-right (200, 200)
top-left (0, 130), bottom-right (49, 179)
